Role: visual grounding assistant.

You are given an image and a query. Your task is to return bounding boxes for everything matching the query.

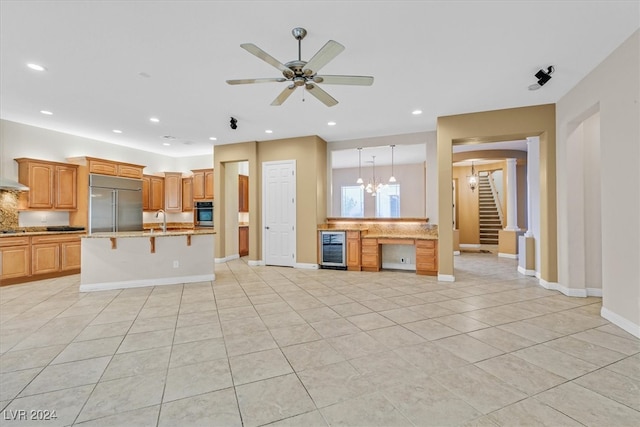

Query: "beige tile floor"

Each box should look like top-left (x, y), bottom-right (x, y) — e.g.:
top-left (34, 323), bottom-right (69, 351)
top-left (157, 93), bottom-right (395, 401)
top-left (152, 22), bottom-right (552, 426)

top-left (1, 253), bottom-right (639, 426)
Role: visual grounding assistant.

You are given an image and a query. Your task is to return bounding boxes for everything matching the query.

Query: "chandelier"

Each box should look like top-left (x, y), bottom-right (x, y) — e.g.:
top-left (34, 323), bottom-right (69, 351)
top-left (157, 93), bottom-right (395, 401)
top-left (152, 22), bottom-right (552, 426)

top-left (468, 161), bottom-right (478, 192)
top-left (365, 156), bottom-right (384, 197)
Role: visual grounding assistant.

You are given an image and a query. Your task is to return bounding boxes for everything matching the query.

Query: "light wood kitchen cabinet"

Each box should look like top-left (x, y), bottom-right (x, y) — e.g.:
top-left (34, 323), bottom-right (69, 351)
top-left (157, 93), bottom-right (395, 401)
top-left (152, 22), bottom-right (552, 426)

top-left (142, 175), bottom-right (164, 211)
top-left (31, 234), bottom-right (82, 276)
top-left (163, 172), bottom-right (182, 213)
top-left (239, 226), bottom-right (249, 256)
top-left (192, 169), bottom-right (214, 200)
top-left (182, 178), bottom-right (193, 211)
top-left (0, 236), bottom-right (30, 281)
top-left (346, 231), bottom-right (361, 271)
top-left (361, 238), bottom-right (381, 272)
top-left (15, 158), bottom-right (78, 210)
top-left (416, 239), bottom-right (438, 276)
top-left (72, 157), bottom-right (144, 179)
top-left (239, 174), bottom-right (249, 212)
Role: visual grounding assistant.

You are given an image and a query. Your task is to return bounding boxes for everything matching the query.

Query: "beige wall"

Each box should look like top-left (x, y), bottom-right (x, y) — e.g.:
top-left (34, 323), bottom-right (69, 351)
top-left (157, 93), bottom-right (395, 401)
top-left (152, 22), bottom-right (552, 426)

top-left (437, 104), bottom-right (556, 281)
top-left (557, 30), bottom-right (639, 336)
top-left (331, 163), bottom-right (426, 218)
top-left (214, 136), bottom-right (327, 266)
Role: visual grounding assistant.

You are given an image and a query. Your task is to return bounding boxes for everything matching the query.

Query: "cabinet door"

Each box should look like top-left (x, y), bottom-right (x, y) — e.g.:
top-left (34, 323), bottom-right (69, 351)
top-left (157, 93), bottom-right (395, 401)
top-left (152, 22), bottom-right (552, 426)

top-left (149, 177), bottom-right (164, 211)
top-left (182, 178), bottom-right (193, 211)
top-left (31, 243), bottom-right (60, 275)
top-left (164, 173), bottom-right (182, 213)
top-left (415, 240), bottom-right (438, 275)
top-left (89, 159), bottom-right (118, 176)
top-left (239, 226), bottom-right (249, 256)
top-left (118, 164), bottom-right (143, 179)
top-left (61, 240), bottom-right (81, 271)
top-left (192, 172), bottom-right (205, 200)
top-left (239, 175), bottom-right (249, 212)
top-left (204, 170), bottom-right (214, 199)
top-left (27, 162), bottom-right (54, 209)
top-left (142, 176), bottom-right (151, 211)
top-left (55, 165), bottom-right (77, 210)
top-left (0, 246), bottom-right (30, 280)
top-left (346, 231), bottom-right (361, 270)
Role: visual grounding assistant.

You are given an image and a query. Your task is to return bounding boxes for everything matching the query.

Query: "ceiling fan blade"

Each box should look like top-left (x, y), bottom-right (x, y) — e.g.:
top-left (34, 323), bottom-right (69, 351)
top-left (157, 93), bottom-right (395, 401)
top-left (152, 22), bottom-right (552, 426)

top-left (226, 77), bottom-right (287, 85)
top-left (271, 85), bottom-right (297, 106)
top-left (302, 40), bottom-right (345, 76)
top-left (240, 43), bottom-right (294, 78)
top-left (312, 75), bottom-right (374, 86)
top-left (305, 83), bottom-right (338, 107)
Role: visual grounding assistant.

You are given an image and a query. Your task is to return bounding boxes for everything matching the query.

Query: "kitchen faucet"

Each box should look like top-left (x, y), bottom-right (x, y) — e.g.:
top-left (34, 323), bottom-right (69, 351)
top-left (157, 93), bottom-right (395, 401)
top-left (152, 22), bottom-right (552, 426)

top-left (155, 209), bottom-right (166, 233)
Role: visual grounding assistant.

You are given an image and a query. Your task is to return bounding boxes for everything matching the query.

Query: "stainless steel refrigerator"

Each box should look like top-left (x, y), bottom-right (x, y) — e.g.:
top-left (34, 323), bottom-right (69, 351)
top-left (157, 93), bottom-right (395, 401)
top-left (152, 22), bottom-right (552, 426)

top-left (89, 174), bottom-right (143, 233)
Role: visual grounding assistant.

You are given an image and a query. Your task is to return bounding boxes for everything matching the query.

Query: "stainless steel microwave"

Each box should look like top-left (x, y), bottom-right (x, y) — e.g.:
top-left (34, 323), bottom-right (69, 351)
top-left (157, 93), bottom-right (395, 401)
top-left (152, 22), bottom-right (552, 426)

top-left (195, 201), bottom-right (213, 227)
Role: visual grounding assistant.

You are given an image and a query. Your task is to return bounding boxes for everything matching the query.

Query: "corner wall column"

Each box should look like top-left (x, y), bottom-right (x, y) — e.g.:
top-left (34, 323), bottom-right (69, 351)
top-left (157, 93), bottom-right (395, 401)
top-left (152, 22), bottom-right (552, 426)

top-left (505, 158), bottom-right (519, 231)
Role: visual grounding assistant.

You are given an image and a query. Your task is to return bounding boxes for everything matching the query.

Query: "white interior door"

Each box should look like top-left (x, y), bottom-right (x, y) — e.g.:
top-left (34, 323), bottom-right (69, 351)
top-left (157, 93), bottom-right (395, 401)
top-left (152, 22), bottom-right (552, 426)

top-left (263, 160), bottom-right (296, 267)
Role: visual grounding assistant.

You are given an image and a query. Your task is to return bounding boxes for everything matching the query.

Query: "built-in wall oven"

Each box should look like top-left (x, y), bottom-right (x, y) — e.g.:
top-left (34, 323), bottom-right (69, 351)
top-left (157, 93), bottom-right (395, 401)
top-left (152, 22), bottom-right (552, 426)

top-left (194, 201), bottom-right (213, 227)
top-left (320, 231), bottom-right (346, 269)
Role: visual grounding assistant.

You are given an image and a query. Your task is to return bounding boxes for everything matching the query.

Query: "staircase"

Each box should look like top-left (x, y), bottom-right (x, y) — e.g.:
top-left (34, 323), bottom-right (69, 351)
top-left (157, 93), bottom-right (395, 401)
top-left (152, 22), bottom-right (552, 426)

top-left (478, 173), bottom-right (502, 244)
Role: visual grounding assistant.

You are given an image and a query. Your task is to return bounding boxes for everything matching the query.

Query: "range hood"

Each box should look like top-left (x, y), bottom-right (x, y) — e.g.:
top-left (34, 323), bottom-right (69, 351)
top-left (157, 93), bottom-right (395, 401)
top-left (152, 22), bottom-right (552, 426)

top-left (0, 177), bottom-right (29, 191)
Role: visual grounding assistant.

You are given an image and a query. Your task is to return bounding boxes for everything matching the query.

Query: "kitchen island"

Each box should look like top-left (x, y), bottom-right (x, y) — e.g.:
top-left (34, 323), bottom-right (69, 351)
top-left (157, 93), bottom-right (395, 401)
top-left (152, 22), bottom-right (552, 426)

top-left (80, 229), bottom-right (215, 292)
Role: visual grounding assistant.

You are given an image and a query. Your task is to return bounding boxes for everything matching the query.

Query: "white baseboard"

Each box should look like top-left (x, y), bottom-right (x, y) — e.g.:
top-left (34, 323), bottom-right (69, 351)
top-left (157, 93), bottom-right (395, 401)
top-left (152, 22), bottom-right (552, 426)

top-left (460, 244), bottom-right (481, 249)
top-left (453, 251), bottom-right (461, 256)
top-left (215, 254), bottom-right (240, 263)
top-left (248, 260), bottom-right (265, 266)
top-left (294, 263), bottom-right (319, 269)
top-left (80, 274), bottom-right (215, 292)
top-left (517, 266), bottom-right (536, 276)
top-left (437, 274), bottom-right (455, 282)
top-left (601, 307), bottom-right (640, 339)
top-left (382, 262), bottom-right (416, 271)
top-left (498, 253), bottom-right (518, 259)
top-left (537, 279), bottom-right (603, 298)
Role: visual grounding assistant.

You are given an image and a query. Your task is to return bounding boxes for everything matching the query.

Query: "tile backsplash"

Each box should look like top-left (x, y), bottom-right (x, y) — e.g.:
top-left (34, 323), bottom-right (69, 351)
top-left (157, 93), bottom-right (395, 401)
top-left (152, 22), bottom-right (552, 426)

top-left (0, 190), bottom-right (20, 229)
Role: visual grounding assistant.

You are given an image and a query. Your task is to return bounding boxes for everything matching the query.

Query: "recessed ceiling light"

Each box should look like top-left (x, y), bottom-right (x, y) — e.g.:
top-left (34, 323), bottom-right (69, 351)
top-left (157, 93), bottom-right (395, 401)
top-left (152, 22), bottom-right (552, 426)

top-left (265, 129), bottom-right (273, 134)
top-left (27, 63), bottom-right (46, 71)
top-left (112, 129), bottom-right (122, 134)
top-left (162, 142), bottom-right (171, 146)
top-left (150, 117), bottom-right (160, 123)
top-left (40, 110), bottom-right (53, 115)
top-left (412, 109), bottom-right (423, 115)
top-left (209, 137), bottom-right (217, 141)
top-left (327, 121), bottom-right (336, 126)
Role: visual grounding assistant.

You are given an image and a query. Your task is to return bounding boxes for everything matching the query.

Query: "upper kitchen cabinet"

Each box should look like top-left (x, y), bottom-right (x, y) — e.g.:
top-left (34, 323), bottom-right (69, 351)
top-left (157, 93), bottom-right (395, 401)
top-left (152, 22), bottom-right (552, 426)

top-left (192, 169), bottom-right (214, 200)
top-left (239, 174), bottom-right (249, 212)
top-left (67, 156), bottom-right (144, 179)
top-left (182, 177), bottom-right (193, 212)
top-left (142, 175), bottom-right (164, 211)
top-left (15, 158), bottom-right (78, 210)
top-left (163, 172), bottom-right (183, 213)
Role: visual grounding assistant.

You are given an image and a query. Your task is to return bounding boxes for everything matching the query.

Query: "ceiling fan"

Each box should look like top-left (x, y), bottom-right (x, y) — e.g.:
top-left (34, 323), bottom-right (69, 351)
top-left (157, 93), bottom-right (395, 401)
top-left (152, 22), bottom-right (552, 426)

top-left (226, 27), bottom-right (374, 107)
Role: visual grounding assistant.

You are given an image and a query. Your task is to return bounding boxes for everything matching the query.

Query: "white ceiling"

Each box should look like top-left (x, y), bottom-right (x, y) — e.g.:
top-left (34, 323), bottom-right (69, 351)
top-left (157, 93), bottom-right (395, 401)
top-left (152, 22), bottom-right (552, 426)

top-left (1, 1), bottom-right (638, 158)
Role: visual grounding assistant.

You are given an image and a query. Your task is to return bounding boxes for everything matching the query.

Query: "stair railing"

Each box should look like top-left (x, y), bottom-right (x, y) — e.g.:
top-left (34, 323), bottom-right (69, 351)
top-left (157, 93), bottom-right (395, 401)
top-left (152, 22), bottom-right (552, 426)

top-left (487, 172), bottom-right (504, 227)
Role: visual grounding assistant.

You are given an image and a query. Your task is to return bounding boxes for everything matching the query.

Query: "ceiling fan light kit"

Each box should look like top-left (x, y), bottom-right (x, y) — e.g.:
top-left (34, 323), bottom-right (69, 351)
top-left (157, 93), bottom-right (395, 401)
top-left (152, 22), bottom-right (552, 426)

top-left (227, 27), bottom-right (374, 106)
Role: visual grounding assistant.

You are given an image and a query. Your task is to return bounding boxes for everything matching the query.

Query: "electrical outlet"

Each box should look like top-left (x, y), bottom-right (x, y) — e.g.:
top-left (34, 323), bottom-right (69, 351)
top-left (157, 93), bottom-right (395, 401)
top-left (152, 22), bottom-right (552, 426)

top-left (401, 257), bottom-right (406, 264)
top-left (173, 260), bottom-right (179, 268)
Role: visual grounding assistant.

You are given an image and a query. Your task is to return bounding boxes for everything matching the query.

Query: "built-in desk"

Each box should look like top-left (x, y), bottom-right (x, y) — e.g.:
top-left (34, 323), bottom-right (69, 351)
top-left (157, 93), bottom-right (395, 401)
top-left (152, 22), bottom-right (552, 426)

top-left (318, 218), bottom-right (438, 275)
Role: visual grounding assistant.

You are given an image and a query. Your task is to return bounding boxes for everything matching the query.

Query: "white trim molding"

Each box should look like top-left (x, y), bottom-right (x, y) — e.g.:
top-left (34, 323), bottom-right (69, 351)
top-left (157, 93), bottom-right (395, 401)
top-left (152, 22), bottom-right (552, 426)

top-left (517, 266), bottom-right (536, 276)
top-left (294, 263), bottom-right (319, 270)
top-left (80, 274), bottom-right (215, 292)
top-left (214, 254), bottom-right (240, 263)
top-left (453, 251), bottom-right (461, 256)
top-left (248, 260), bottom-right (265, 266)
top-left (460, 244), bottom-right (481, 249)
top-left (438, 274), bottom-right (455, 282)
top-left (498, 253), bottom-right (518, 259)
top-left (601, 307), bottom-right (640, 339)
top-left (382, 262), bottom-right (417, 271)
top-left (538, 279), bottom-right (603, 298)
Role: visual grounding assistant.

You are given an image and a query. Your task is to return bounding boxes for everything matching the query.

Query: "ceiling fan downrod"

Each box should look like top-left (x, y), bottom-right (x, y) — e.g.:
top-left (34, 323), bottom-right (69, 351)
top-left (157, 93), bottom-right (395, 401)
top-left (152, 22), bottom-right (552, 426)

top-left (292, 27), bottom-right (307, 61)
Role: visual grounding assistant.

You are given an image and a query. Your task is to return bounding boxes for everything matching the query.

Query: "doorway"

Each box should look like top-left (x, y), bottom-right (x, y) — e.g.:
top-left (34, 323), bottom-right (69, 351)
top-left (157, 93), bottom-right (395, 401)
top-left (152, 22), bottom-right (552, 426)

top-left (262, 160), bottom-right (296, 267)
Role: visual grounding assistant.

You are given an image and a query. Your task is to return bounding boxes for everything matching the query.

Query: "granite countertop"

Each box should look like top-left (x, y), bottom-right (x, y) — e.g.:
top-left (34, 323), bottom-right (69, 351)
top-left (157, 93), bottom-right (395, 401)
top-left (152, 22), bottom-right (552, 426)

top-left (317, 224), bottom-right (369, 231)
top-left (84, 229), bottom-right (216, 238)
top-left (0, 230), bottom-right (86, 238)
top-left (361, 233), bottom-right (438, 240)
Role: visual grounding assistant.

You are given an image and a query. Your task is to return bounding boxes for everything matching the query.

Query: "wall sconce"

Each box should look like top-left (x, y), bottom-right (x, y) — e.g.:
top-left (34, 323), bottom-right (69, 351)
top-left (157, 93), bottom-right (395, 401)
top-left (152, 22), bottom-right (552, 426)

top-left (468, 161), bottom-right (478, 192)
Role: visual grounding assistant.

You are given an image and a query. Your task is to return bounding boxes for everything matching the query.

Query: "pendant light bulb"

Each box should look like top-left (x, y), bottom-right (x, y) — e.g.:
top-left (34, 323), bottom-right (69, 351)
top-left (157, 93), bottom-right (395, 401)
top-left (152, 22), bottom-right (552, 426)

top-left (389, 144), bottom-right (396, 183)
top-left (356, 148), bottom-right (363, 185)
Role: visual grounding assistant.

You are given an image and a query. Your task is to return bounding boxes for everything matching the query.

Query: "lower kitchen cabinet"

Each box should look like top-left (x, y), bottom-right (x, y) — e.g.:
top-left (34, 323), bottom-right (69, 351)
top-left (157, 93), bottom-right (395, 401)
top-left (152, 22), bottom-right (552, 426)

top-left (416, 239), bottom-right (438, 276)
top-left (0, 236), bottom-right (30, 281)
top-left (239, 226), bottom-right (249, 257)
top-left (346, 231), bottom-right (361, 270)
top-left (31, 242), bottom-right (60, 275)
top-left (361, 238), bottom-right (381, 272)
